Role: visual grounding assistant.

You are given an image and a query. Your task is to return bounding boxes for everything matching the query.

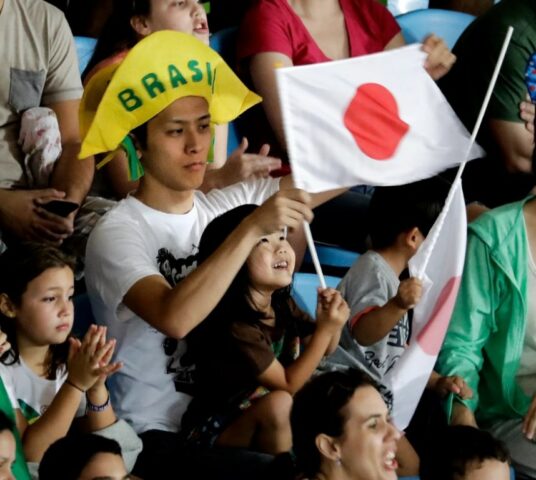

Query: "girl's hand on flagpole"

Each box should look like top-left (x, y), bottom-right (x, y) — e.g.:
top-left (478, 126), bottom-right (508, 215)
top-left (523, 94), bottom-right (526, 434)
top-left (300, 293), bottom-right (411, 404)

top-left (245, 188), bottom-right (313, 237)
top-left (520, 95), bottom-right (535, 135)
top-left (422, 34), bottom-right (456, 81)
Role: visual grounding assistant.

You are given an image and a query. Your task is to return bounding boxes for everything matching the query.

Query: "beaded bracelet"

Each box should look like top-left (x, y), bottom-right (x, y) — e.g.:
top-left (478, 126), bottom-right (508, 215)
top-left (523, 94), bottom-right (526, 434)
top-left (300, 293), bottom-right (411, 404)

top-left (86, 393), bottom-right (111, 413)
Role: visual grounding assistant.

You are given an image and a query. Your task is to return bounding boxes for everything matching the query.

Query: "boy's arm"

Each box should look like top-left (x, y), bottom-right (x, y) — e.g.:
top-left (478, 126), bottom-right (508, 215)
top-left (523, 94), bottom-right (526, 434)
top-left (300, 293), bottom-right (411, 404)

top-left (351, 277), bottom-right (422, 346)
top-left (279, 175), bottom-right (347, 209)
top-left (124, 189), bottom-right (313, 339)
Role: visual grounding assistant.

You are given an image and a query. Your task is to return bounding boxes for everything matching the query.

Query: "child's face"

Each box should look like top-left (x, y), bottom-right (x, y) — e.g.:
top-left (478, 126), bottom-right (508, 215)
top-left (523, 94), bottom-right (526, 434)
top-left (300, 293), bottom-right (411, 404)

top-left (246, 230), bottom-right (296, 292)
top-left (145, 0), bottom-right (210, 45)
top-left (78, 452), bottom-right (128, 480)
top-left (0, 429), bottom-right (15, 480)
top-left (141, 96), bottom-right (211, 194)
top-left (462, 459), bottom-right (510, 480)
top-left (14, 266), bottom-right (74, 347)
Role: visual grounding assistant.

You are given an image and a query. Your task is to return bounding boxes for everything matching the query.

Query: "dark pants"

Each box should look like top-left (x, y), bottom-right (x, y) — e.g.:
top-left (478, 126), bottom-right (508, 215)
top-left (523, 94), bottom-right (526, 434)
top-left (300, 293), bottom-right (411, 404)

top-left (133, 429), bottom-right (276, 480)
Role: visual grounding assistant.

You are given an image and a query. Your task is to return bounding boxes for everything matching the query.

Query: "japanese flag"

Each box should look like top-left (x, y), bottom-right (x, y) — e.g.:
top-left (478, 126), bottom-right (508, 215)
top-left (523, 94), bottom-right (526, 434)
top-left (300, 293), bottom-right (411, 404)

top-left (276, 45), bottom-right (483, 192)
top-left (384, 178), bottom-right (467, 430)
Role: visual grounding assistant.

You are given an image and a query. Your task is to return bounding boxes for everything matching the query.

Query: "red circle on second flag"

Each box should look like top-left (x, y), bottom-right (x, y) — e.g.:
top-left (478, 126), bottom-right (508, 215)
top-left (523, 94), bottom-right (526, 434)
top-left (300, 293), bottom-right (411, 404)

top-left (344, 83), bottom-right (410, 160)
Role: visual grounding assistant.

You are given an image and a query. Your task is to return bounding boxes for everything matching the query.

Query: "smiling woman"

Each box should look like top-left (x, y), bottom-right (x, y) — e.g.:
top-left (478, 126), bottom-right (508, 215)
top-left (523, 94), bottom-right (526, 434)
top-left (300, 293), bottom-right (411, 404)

top-left (291, 369), bottom-right (401, 480)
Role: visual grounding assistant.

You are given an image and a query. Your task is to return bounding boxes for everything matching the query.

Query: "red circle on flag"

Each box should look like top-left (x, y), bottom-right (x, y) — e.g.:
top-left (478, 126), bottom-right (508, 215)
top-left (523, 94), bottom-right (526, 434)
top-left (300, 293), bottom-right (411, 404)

top-left (344, 83), bottom-right (409, 160)
top-left (416, 276), bottom-right (461, 356)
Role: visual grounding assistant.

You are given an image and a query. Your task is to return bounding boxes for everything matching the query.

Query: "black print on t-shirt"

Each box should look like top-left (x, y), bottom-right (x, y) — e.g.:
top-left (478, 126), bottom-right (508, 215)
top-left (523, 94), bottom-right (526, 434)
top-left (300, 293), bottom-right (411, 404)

top-left (157, 247), bottom-right (198, 286)
top-left (163, 337), bottom-right (196, 396)
top-left (387, 316), bottom-right (410, 348)
top-left (364, 351), bottom-right (401, 375)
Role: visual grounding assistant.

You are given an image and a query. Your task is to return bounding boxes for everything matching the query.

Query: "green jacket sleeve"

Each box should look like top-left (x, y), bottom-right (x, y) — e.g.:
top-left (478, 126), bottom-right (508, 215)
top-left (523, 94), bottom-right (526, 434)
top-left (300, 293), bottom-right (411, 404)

top-left (437, 232), bottom-right (497, 415)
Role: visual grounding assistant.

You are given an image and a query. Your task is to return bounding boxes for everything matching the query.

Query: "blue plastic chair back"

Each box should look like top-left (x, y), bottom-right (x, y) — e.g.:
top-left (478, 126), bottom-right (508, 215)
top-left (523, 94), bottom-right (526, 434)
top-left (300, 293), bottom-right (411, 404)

top-left (395, 8), bottom-right (475, 50)
top-left (210, 27), bottom-right (241, 155)
top-left (292, 272), bottom-right (341, 318)
top-left (304, 244), bottom-right (360, 270)
top-left (74, 36), bottom-right (97, 75)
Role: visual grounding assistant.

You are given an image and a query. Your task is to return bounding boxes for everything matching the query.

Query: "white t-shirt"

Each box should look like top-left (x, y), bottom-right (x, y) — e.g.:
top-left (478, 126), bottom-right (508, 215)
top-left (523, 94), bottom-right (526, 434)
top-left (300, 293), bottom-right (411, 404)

top-left (85, 178), bottom-right (280, 434)
top-left (0, 359), bottom-right (85, 423)
top-left (516, 246), bottom-right (536, 397)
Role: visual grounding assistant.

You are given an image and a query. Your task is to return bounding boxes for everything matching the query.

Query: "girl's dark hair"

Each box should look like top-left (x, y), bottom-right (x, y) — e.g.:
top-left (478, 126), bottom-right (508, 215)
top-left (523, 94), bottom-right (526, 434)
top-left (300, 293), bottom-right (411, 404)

top-left (0, 410), bottom-right (14, 434)
top-left (419, 425), bottom-right (510, 480)
top-left (39, 433), bottom-right (123, 480)
top-left (0, 243), bottom-right (76, 380)
top-left (290, 369), bottom-right (376, 478)
top-left (82, 0), bottom-right (151, 80)
top-left (197, 205), bottom-right (293, 327)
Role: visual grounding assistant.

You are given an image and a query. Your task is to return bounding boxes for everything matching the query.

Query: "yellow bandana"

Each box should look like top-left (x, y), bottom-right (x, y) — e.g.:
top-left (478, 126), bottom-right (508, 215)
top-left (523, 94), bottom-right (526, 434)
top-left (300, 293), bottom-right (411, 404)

top-left (79, 30), bottom-right (261, 171)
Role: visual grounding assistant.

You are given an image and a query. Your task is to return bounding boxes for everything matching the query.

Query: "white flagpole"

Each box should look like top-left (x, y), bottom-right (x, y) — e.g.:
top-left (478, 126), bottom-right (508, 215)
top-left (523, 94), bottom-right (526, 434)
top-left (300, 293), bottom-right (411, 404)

top-left (414, 26), bottom-right (514, 279)
top-left (303, 221), bottom-right (327, 289)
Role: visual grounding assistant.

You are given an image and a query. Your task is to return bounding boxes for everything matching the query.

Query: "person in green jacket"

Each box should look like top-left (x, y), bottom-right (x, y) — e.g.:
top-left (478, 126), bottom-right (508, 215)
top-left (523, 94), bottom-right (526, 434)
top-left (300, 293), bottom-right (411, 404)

top-left (437, 195), bottom-right (536, 478)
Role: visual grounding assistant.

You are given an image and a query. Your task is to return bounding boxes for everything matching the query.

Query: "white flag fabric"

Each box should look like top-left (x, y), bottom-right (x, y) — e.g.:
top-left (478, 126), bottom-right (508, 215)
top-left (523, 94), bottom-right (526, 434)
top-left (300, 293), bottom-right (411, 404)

top-left (276, 45), bottom-right (484, 192)
top-left (384, 179), bottom-right (467, 430)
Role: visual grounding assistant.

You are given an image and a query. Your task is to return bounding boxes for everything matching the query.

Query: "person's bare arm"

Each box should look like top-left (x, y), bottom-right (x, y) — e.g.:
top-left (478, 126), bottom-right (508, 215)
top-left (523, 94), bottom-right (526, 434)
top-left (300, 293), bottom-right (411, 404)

top-left (352, 278), bottom-right (422, 346)
top-left (279, 175), bottom-right (346, 209)
top-left (488, 118), bottom-right (535, 174)
top-left (49, 99), bottom-right (94, 204)
top-left (257, 289), bottom-right (348, 394)
top-left (123, 189), bottom-right (314, 339)
top-left (249, 52), bottom-right (294, 150)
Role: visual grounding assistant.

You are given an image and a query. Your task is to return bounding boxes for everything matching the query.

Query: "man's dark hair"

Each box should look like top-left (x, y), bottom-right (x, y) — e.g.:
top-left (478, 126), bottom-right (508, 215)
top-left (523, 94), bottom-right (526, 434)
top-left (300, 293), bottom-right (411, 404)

top-left (369, 176), bottom-right (451, 250)
top-left (419, 425), bottom-right (510, 480)
top-left (39, 433), bottom-right (123, 480)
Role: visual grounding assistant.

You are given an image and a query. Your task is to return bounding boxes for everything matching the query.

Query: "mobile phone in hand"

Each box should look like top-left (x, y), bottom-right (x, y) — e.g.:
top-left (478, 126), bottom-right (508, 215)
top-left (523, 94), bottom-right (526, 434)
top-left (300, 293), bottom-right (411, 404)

top-left (41, 200), bottom-right (80, 217)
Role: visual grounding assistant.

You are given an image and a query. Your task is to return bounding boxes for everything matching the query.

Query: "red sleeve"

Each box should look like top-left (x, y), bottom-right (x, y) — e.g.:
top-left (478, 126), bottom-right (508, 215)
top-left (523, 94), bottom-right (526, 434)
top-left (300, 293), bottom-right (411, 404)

top-left (237, 0), bottom-right (294, 61)
top-left (358, 0), bottom-right (401, 47)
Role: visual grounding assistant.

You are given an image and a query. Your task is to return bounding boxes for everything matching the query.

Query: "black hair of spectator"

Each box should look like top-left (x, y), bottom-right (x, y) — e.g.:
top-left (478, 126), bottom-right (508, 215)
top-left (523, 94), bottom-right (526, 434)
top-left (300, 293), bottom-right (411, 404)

top-left (131, 122), bottom-right (149, 151)
top-left (0, 243), bottom-right (76, 380)
top-left (39, 433), bottom-right (122, 480)
top-left (419, 425), bottom-right (510, 480)
top-left (290, 369), bottom-right (376, 478)
top-left (0, 410), bottom-right (14, 435)
top-left (82, 0), bottom-right (151, 80)
top-left (368, 176), bottom-right (451, 250)
top-left (195, 205), bottom-right (294, 330)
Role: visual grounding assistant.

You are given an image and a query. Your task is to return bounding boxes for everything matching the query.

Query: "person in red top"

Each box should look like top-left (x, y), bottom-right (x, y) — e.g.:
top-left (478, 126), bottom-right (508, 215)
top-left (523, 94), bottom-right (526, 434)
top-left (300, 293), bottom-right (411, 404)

top-left (236, 0), bottom-right (455, 253)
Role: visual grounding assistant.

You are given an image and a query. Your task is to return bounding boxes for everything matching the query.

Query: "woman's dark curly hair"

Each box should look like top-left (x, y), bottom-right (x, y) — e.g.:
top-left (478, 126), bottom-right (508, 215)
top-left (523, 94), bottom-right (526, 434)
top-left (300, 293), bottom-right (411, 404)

top-left (0, 243), bottom-right (76, 380)
top-left (291, 369), bottom-right (378, 478)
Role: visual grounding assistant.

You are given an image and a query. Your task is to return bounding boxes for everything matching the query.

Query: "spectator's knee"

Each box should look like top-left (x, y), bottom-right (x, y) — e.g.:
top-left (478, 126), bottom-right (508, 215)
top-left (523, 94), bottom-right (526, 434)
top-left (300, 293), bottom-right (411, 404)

top-left (259, 391), bottom-right (293, 428)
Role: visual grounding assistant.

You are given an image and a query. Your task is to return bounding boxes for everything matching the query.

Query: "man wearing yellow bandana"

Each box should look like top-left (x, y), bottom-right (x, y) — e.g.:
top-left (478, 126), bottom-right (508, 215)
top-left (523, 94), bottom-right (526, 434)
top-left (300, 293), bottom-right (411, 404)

top-left (82, 31), bottom-right (343, 478)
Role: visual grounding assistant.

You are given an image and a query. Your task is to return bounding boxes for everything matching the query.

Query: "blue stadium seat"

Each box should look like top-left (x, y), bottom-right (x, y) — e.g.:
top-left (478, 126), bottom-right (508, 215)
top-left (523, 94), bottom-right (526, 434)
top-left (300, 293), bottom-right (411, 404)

top-left (74, 36), bottom-right (97, 75)
top-left (303, 244), bottom-right (359, 270)
top-left (395, 8), bottom-right (475, 50)
top-left (210, 27), bottom-right (241, 155)
top-left (292, 272), bottom-right (341, 317)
